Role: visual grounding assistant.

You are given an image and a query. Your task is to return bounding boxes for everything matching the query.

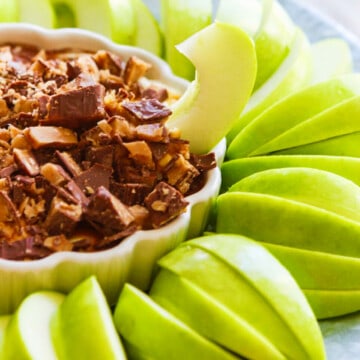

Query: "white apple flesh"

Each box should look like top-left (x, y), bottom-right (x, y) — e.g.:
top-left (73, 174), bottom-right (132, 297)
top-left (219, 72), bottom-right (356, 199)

top-left (167, 21), bottom-right (257, 154)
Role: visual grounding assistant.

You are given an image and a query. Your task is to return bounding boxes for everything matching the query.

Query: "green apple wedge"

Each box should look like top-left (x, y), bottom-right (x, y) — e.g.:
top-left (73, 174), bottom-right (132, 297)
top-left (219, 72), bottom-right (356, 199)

top-left (114, 283), bottom-right (237, 360)
top-left (166, 21), bottom-right (257, 154)
top-left (262, 242), bottom-right (360, 319)
top-left (221, 155), bottom-right (360, 191)
top-left (0, 0), bottom-right (18, 23)
top-left (249, 94), bottom-right (360, 156)
top-left (227, 27), bottom-right (312, 143)
top-left (229, 167), bottom-right (360, 223)
top-left (226, 73), bottom-right (360, 159)
top-left (109, 0), bottom-right (136, 45)
top-left (130, 0), bottom-right (162, 55)
top-left (150, 268), bottom-right (284, 360)
top-left (217, 0), bottom-right (296, 90)
top-left (160, 0), bottom-right (212, 80)
top-left (274, 131), bottom-right (360, 157)
top-left (216, 192), bottom-right (360, 257)
top-left (51, 276), bottom-right (126, 360)
top-left (156, 234), bottom-right (325, 359)
top-left (17, 0), bottom-right (55, 28)
top-left (50, 0), bottom-right (114, 38)
top-left (311, 38), bottom-right (353, 84)
top-left (0, 315), bottom-right (11, 355)
top-left (1, 291), bottom-right (65, 360)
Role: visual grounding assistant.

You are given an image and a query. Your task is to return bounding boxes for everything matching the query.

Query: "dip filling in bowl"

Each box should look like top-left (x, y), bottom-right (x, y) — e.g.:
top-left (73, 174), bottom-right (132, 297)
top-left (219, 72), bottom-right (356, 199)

top-left (0, 24), bottom-right (223, 314)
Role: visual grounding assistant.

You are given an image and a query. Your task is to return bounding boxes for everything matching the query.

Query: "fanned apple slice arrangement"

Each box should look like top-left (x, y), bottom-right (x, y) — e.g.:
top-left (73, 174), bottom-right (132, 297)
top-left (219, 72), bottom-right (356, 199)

top-left (0, 0), bottom-right (360, 358)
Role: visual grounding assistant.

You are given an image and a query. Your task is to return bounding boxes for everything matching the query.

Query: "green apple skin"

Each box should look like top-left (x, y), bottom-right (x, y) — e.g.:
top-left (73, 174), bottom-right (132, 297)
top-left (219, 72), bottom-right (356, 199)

top-left (227, 27), bottom-right (312, 143)
top-left (221, 155), bottom-right (360, 191)
top-left (0, 315), bottom-right (11, 356)
top-left (167, 21), bottom-right (257, 154)
top-left (114, 283), bottom-right (237, 360)
top-left (51, 276), bottom-right (126, 360)
top-left (304, 290), bottom-right (360, 319)
top-left (51, 0), bottom-right (113, 38)
top-left (251, 95), bottom-right (360, 156)
top-left (226, 74), bottom-right (360, 159)
top-left (263, 243), bottom-right (360, 318)
top-left (109, 0), bottom-right (136, 45)
top-left (160, 0), bottom-right (212, 80)
top-left (150, 268), bottom-right (284, 360)
top-left (131, 0), bottom-right (162, 55)
top-left (1, 291), bottom-right (65, 360)
top-left (274, 131), bottom-right (360, 157)
top-left (229, 167), bottom-right (360, 222)
top-left (18, 0), bottom-right (55, 28)
top-left (311, 38), bottom-right (353, 85)
top-left (157, 235), bottom-right (325, 360)
top-left (216, 192), bottom-right (360, 257)
top-left (216, 0), bottom-right (295, 90)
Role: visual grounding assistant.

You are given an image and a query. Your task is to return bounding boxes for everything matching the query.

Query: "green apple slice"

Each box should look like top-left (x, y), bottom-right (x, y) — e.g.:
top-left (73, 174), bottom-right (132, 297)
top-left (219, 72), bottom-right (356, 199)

top-left (160, 0), bottom-right (212, 79)
top-left (216, 192), bottom-right (360, 257)
top-left (221, 155), bottom-right (360, 191)
top-left (274, 130), bottom-right (360, 157)
top-left (0, 0), bottom-right (18, 22)
top-left (251, 94), bottom-right (360, 155)
top-left (2, 291), bottom-right (65, 360)
top-left (304, 289), bottom-right (360, 319)
top-left (51, 276), bottom-right (126, 360)
top-left (167, 21), bottom-right (256, 154)
top-left (51, 0), bottom-right (113, 37)
top-left (114, 283), bottom-right (237, 360)
top-left (263, 243), bottom-right (360, 318)
top-left (227, 27), bottom-right (312, 143)
top-left (157, 234), bottom-right (325, 359)
top-left (226, 74), bottom-right (360, 159)
top-left (216, 0), bottom-right (295, 90)
top-left (0, 315), bottom-right (11, 354)
top-left (229, 167), bottom-right (360, 222)
top-left (131, 0), bottom-right (162, 55)
top-left (18, 0), bottom-right (55, 28)
top-left (311, 38), bottom-right (353, 84)
top-left (109, 0), bottom-right (135, 45)
top-left (150, 268), bottom-right (284, 360)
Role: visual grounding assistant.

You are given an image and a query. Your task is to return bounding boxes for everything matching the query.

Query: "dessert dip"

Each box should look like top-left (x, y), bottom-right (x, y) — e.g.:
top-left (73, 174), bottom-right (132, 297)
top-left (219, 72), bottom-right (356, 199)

top-left (0, 44), bottom-right (216, 260)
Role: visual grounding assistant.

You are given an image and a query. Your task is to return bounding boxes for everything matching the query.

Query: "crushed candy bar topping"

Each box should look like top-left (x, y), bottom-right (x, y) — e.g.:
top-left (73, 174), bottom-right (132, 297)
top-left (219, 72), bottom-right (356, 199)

top-left (0, 44), bottom-right (216, 260)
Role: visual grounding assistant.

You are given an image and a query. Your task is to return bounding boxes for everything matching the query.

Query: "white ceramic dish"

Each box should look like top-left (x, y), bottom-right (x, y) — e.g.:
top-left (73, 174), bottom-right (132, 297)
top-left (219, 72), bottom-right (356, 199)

top-left (0, 23), bottom-right (224, 314)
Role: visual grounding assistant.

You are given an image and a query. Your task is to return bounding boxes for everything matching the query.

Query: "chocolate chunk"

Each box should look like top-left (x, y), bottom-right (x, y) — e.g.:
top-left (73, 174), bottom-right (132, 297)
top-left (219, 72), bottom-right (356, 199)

top-left (93, 50), bottom-right (123, 76)
top-left (85, 186), bottom-right (134, 236)
top-left (26, 126), bottom-right (78, 149)
top-left (0, 163), bottom-right (18, 178)
top-left (40, 163), bottom-right (71, 186)
top-left (64, 180), bottom-right (89, 207)
top-left (44, 196), bottom-right (82, 236)
top-left (45, 84), bottom-right (106, 128)
top-left (95, 224), bottom-right (138, 250)
top-left (190, 152), bottom-right (216, 172)
top-left (74, 163), bottom-right (113, 195)
top-left (0, 237), bottom-right (52, 260)
top-left (13, 148), bottom-right (40, 176)
top-left (122, 99), bottom-right (172, 123)
top-left (110, 181), bottom-right (152, 206)
top-left (0, 190), bottom-right (20, 224)
top-left (142, 87), bottom-right (168, 102)
top-left (85, 145), bottom-right (114, 168)
top-left (144, 182), bottom-right (188, 228)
